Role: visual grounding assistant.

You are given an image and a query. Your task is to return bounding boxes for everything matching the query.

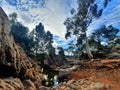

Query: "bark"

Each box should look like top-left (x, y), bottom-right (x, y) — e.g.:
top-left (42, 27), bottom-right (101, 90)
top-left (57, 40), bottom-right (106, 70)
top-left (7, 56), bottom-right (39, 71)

top-left (85, 33), bottom-right (93, 60)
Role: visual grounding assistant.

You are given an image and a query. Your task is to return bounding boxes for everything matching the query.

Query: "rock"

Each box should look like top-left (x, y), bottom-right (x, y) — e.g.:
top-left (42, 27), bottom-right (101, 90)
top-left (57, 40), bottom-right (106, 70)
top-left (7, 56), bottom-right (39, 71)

top-left (38, 86), bottom-right (51, 90)
top-left (0, 78), bottom-right (24, 90)
top-left (0, 7), bottom-right (42, 88)
top-left (0, 7), bottom-right (10, 35)
top-left (64, 87), bottom-right (71, 90)
top-left (56, 78), bottom-right (111, 90)
top-left (66, 79), bottom-right (75, 86)
top-left (23, 79), bottom-right (36, 90)
top-left (93, 82), bottom-right (105, 89)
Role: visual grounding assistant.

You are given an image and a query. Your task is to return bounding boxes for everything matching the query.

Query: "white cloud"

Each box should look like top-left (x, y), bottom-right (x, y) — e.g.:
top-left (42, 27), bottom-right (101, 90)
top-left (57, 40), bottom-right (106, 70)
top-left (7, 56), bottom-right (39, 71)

top-left (0, 0), bottom-right (76, 39)
top-left (1, 0), bottom-right (120, 49)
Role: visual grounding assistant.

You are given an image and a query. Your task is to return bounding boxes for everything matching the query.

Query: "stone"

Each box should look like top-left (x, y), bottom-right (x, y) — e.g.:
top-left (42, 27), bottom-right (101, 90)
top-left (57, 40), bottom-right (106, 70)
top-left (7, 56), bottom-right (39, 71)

top-left (0, 7), bottom-right (42, 88)
top-left (0, 78), bottom-right (24, 90)
top-left (55, 78), bottom-right (111, 90)
top-left (23, 79), bottom-right (36, 90)
top-left (66, 79), bottom-right (75, 86)
top-left (38, 86), bottom-right (51, 90)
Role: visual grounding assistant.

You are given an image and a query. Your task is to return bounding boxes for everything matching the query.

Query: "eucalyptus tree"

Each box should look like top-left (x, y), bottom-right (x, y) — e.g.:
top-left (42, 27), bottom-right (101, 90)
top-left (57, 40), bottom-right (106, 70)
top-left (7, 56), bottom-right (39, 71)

top-left (30, 23), bottom-right (54, 56)
top-left (93, 25), bottom-right (119, 47)
top-left (9, 13), bottom-right (31, 55)
top-left (64, 0), bottom-right (111, 60)
top-left (9, 12), bottom-right (17, 24)
top-left (87, 23), bottom-right (120, 59)
top-left (30, 23), bottom-right (46, 55)
top-left (58, 47), bottom-right (65, 56)
top-left (45, 31), bottom-right (55, 57)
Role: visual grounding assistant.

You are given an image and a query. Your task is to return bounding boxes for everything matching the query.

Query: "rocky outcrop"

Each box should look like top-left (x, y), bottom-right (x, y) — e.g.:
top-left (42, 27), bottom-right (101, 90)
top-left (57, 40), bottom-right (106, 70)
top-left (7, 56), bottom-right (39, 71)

top-left (0, 78), bottom-right (24, 90)
top-left (0, 7), bottom-right (42, 89)
top-left (56, 78), bottom-right (110, 90)
top-left (55, 59), bottom-right (120, 90)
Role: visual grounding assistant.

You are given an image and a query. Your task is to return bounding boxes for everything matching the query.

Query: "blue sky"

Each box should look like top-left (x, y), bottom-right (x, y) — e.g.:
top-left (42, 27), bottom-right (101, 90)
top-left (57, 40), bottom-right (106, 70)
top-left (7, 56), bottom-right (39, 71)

top-left (88, 0), bottom-right (120, 35)
top-left (0, 0), bottom-right (120, 49)
top-left (0, 0), bottom-right (76, 38)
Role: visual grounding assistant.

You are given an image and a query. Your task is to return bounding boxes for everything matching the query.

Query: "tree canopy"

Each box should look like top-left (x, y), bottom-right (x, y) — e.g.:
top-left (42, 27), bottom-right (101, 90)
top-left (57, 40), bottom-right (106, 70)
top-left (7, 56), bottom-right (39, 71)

top-left (64, 0), bottom-right (111, 60)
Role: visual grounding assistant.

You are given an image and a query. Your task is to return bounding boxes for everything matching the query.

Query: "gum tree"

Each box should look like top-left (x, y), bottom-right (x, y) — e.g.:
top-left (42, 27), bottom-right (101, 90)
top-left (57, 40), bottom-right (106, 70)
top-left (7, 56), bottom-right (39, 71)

top-left (64, 0), bottom-right (111, 60)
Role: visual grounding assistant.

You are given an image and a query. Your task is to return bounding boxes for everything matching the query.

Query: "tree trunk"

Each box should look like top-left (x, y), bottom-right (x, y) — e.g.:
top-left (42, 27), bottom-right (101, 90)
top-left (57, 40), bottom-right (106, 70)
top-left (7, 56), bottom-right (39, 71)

top-left (85, 33), bottom-right (93, 60)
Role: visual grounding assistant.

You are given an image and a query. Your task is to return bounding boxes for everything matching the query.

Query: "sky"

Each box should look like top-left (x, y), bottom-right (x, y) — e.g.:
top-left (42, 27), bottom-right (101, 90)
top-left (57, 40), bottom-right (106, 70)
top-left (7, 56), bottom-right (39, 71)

top-left (0, 0), bottom-right (77, 39)
top-left (0, 0), bottom-right (120, 49)
top-left (88, 0), bottom-right (120, 35)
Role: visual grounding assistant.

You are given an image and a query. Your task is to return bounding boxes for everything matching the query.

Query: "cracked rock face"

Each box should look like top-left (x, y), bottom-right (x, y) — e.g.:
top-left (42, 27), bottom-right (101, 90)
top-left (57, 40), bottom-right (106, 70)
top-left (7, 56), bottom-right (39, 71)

top-left (0, 7), bottom-right (42, 89)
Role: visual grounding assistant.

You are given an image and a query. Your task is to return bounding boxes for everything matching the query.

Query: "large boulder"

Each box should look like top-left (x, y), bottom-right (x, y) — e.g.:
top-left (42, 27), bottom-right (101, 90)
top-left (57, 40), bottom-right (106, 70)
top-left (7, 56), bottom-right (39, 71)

top-left (55, 78), bottom-right (110, 90)
top-left (0, 78), bottom-right (24, 90)
top-left (0, 7), bottom-right (42, 88)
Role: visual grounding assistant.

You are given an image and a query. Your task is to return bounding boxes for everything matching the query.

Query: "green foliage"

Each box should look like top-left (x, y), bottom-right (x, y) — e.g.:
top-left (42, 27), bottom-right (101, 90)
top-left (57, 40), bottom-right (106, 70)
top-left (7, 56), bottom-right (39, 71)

top-left (9, 13), bottom-right (32, 55)
top-left (29, 23), bottom-right (55, 57)
top-left (9, 12), bottom-right (17, 23)
top-left (64, 0), bottom-right (96, 59)
top-left (58, 47), bottom-right (65, 56)
top-left (36, 53), bottom-right (49, 61)
top-left (64, 0), bottom-right (111, 60)
top-left (92, 25), bottom-right (119, 45)
top-left (90, 25), bottom-right (120, 59)
top-left (9, 13), bottom-right (55, 62)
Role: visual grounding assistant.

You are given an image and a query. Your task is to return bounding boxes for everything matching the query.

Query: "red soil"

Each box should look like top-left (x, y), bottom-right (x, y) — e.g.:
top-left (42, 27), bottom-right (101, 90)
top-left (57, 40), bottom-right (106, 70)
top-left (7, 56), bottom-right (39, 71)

top-left (68, 59), bottom-right (120, 90)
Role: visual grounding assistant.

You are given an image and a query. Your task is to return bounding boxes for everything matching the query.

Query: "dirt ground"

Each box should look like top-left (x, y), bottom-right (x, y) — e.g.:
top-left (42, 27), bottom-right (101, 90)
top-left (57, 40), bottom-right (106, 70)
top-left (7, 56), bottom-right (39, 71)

top-left (67, 59), bottom-right (120, 90)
